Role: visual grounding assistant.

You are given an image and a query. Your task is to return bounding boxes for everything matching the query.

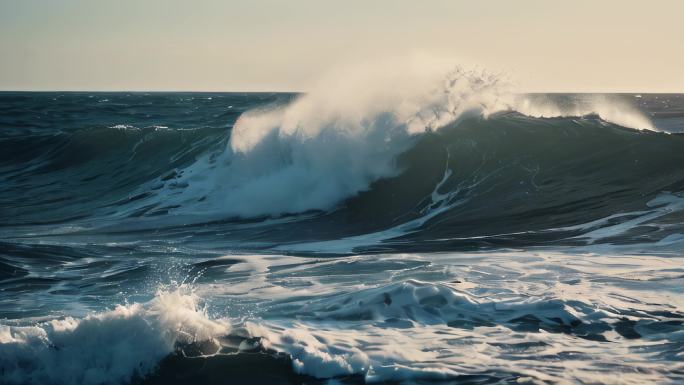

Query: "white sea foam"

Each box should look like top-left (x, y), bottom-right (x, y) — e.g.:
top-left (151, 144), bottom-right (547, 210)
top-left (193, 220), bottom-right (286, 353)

top-left (110, 124), bottom-right (138, 130)
top-left (237, 251), bottom-right (684, 384)
top-left (556, 192), bottom-right (684, 244)
top-left (1, 250), bottom-right (682, 385)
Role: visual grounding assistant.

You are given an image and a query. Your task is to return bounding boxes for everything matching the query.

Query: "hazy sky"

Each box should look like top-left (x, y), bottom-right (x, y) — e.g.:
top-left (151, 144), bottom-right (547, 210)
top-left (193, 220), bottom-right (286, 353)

top-left (1, 0), bottom-right (682, 92)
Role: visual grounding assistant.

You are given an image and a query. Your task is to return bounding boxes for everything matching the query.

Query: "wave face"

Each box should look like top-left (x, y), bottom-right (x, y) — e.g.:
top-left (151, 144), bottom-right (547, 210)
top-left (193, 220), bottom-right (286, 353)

top-left (1, 76), bottom-right (684, 385)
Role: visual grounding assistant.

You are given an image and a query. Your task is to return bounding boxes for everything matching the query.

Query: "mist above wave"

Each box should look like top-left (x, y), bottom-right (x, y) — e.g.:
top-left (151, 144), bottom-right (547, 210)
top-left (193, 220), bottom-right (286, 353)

top-left (169, 60), bottom-right (505, 218)
top-left (516, 93), bottom-right (656, 131)
top-left (157, 58), bottom-right (656, 219)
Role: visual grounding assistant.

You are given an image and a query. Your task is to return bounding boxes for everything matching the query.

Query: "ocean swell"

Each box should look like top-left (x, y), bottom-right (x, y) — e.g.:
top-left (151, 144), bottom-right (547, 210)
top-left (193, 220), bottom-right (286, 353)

top-left (157, 63), bottom-right (659, 220)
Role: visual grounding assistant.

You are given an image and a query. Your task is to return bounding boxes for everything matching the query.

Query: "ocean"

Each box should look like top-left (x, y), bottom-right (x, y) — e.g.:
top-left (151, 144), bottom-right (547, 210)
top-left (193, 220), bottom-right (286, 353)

top-left (0, 87), bottom-right (683, 384)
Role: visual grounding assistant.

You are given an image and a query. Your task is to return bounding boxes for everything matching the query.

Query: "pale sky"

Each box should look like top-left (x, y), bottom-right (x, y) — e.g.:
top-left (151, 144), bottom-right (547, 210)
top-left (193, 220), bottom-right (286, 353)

top-left (1, 0), bottom-right (682, 92)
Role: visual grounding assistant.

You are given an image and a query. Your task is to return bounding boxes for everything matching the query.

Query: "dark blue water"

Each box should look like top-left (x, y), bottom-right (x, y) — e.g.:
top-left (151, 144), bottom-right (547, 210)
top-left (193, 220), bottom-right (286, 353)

top-left (1, 91), bottom-right (683, 385)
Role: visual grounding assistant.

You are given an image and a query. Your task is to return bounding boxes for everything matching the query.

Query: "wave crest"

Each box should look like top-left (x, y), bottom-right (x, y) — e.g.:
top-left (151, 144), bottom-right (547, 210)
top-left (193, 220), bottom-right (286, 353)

top-left (0, 288), bottom-right (226, 385)
top-left (165, 60), bottom-right (656, 219)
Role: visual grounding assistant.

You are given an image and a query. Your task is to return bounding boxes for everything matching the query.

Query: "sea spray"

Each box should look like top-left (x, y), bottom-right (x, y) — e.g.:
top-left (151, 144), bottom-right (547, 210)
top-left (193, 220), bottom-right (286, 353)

top-left (0, 287), bottom-right (226, 385)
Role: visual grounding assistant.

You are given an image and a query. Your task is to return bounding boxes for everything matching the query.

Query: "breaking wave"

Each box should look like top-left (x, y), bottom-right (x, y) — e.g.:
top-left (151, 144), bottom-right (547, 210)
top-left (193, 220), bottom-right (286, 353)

top-left (159, 62), bottom-right (658, 218)
top-left (1, 61), bottom-right (682, 249)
